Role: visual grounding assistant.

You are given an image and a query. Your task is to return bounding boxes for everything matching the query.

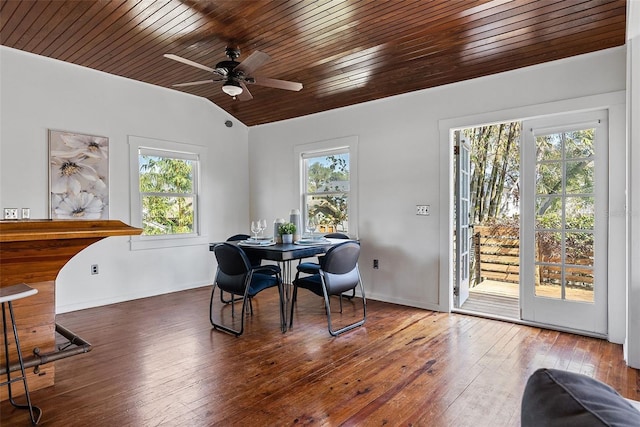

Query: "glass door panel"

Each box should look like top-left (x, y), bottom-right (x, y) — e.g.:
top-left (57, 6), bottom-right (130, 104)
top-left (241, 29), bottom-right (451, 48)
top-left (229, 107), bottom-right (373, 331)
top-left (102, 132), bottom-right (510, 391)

top-left (521, 110), bottom-right (607, 335)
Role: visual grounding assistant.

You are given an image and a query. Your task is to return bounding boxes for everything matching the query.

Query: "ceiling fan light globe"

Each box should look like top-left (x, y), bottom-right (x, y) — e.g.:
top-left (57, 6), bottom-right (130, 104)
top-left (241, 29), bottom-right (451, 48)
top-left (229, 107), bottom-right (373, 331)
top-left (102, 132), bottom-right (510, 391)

top-left (222, 81), bottom-right (243, 97)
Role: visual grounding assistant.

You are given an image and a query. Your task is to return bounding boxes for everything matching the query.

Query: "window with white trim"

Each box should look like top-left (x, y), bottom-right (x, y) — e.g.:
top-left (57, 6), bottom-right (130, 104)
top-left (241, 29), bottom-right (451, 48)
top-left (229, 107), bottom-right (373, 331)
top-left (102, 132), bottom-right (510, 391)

top-left (297, 136), bottom-right (358, 237)
top-left (129, 136), bottom-right (206, 250)
top-left (138, 148), bottom-right (198, 236)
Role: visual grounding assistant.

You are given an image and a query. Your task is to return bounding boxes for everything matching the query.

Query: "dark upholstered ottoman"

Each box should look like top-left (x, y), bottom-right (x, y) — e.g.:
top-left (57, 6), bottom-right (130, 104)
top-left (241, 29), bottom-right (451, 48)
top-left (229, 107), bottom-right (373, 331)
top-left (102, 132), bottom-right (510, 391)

top-left (522, 368), bottom-right (640, 426)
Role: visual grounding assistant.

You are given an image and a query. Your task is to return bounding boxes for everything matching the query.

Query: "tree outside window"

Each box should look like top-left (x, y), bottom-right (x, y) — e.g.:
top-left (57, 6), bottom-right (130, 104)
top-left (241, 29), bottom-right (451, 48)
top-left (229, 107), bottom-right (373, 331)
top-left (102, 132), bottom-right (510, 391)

top-left (303, 151), bottom-right (350, 233)
top-left (138, 150), bottom-right (198, 236)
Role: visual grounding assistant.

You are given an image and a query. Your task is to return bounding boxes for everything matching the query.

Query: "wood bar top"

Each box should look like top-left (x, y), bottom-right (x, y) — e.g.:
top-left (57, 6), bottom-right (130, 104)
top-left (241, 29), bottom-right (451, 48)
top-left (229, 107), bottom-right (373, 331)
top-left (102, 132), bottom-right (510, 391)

top-left (0, 219), bottom-right (142, 287)
top-left (0, 219), bottom-right (142, 401)
top-left (0, 219), bottom-right (142, 242)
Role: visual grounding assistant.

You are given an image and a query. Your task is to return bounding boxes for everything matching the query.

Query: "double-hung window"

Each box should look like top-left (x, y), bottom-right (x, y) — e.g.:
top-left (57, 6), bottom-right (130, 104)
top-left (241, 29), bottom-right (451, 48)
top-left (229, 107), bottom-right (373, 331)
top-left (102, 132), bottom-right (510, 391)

top-left (138, 148), bottom-right (198, 236)
top-left (129, 136), bottom-right (206, 250)
top-left (297, 136), bottom-right (358, 236)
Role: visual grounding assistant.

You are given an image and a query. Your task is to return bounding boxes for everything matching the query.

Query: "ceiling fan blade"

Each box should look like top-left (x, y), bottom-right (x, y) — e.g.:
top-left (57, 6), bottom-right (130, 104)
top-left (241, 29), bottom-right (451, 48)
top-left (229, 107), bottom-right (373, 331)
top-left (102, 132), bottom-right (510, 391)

top-left (214, 68), bottom-right (229, 77)
top-left (164, 54), bottom-right (214, 73)
top-left (237, 82), bottom-right (253, 101)
top-left (234, 50), bottom-right (270, 75)
top-left (252, 76), bottom-right (303, 91)
top-left (172, 80), bottom-right (217, 87)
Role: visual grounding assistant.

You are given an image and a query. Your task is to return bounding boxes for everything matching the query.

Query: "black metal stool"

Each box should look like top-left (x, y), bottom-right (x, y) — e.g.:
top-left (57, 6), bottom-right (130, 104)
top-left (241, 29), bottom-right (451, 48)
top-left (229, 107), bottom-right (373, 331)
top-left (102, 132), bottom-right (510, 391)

top-left (1, 283), bottom-right (42, 424)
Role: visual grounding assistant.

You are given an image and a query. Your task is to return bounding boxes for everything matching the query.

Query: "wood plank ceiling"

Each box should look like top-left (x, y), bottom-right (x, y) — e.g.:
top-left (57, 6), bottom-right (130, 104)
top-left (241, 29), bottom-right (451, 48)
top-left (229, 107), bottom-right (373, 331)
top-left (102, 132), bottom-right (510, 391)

top-left (0, 0), bottom-right (627, 127)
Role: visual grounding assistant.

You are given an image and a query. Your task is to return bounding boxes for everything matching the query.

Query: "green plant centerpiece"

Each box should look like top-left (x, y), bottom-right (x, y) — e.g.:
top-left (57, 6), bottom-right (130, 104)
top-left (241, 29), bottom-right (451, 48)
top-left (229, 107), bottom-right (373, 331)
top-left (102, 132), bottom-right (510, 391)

top-left (279, 222), bottom-right (296, 236)
top-left (279, 222), bottom-right (296, 243)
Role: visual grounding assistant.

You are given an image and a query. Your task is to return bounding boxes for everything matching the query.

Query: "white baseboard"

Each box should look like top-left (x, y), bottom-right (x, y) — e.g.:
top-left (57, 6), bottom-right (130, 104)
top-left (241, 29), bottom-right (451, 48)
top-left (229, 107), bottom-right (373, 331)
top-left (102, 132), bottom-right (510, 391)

top-left (56, 281), bottom-right (211, 314)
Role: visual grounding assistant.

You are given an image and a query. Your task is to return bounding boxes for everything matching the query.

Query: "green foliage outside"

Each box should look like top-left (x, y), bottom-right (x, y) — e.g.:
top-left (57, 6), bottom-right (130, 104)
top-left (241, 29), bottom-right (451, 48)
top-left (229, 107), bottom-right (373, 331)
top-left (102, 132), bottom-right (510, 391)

top-left (464, 122), bottom-right (521, 223)
top-left (139, 155), bottom-right (194, 235)
top-left (534, 130), bottom-right (595, 265)
top-left (306, 154), bottom-right (349, 232)
top-left (466, 125), bottom-right (594, 232)
top-left (466, 124), bottom-right (596, 289)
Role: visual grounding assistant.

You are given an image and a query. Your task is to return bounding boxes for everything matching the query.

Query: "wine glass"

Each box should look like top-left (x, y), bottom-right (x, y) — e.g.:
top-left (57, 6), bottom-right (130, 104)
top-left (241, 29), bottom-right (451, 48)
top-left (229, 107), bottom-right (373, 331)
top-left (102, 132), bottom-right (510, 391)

top-left (259, 219), bottom-right (267, 238)
top-left (306, 217), bottom-right (316, 238)
top-left (251, 220), bottom-right (260, 239)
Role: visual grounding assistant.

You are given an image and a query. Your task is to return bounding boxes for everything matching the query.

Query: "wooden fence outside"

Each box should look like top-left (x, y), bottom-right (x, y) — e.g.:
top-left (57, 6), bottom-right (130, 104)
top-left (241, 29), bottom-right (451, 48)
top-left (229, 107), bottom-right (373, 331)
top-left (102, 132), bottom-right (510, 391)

top-left (472, 225), bottom-right (594, 289)
top-left (473, 225), bottom-right (520, 285)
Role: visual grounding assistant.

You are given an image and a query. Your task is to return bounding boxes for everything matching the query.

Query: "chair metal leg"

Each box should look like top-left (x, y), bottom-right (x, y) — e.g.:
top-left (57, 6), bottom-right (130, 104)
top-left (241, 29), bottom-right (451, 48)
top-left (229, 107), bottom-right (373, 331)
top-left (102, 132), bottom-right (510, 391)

top-left (219, 290), bottom-right (242, 304)
top-left (275, 271), bottom-right (286, 333)
top-left (289, 283), bottom-right (300, 329)
top-left (1, 301), bottom-right (42, 425)
top-left (322, 280), bottom-right (367, 337)
top-left (210, 285), bottom-right (247, 337)
top-left (210, 291), bottom-right (271, 336)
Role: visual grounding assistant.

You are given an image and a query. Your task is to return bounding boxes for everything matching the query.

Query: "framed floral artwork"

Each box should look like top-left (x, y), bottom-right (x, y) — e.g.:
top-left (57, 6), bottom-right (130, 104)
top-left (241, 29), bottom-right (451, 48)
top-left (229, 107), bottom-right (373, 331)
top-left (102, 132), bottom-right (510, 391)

top-left (49, 130), bottom-right (109, 219)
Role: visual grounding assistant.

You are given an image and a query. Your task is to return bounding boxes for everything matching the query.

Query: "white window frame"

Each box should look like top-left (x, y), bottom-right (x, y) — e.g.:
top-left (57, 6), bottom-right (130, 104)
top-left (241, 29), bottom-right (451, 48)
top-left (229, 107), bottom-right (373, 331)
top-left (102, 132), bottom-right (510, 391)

top-left (129, 135), bottom-right (208, 250)
top-left (294, 136), bottom-right (358, 238)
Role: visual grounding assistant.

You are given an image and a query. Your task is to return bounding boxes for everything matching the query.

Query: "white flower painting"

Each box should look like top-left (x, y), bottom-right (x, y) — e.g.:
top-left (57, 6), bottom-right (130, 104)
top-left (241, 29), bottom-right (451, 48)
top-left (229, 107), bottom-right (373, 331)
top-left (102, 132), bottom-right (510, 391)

top-left (49, 130), bottom-right (109, 219)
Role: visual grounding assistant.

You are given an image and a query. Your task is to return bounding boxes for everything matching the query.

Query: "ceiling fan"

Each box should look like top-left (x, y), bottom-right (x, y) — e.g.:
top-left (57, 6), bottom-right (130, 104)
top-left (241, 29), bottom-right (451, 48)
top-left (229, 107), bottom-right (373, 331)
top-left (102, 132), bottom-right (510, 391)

top-left (164, 47), bottom-right (303, 101)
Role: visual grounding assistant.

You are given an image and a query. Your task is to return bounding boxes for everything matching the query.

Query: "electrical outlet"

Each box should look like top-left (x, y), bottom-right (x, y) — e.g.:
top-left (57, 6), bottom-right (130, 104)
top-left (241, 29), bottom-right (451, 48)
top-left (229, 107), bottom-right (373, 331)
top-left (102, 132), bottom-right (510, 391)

top-left (4, 208), bottom-right (19, 219)
top-left (91, 264), bottom-right (99, 275)
top-left (416, 205), bottom-right (430, 216)
top-left (373, 259), bottom-right (379, 269)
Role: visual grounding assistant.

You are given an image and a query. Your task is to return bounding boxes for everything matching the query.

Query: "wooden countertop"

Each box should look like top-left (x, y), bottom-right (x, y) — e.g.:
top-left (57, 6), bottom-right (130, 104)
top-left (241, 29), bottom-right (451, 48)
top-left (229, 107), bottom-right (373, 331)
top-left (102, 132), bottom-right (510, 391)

top-left (0, 219), bottom-right (142, 242)
top-left (0, 219), bottom-right (143, 399)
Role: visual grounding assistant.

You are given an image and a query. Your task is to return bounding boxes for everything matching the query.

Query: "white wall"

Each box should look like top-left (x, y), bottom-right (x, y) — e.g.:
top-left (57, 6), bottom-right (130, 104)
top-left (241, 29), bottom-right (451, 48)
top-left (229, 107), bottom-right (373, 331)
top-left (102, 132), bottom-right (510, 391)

top-left (626, 0), bottom-right (640, 368)
top-left (248, 47), bottom-right (628, 336)
top-left (0, 42), bottom-right (632, 351)
top-left (0, 46), bottom-right (250, 313)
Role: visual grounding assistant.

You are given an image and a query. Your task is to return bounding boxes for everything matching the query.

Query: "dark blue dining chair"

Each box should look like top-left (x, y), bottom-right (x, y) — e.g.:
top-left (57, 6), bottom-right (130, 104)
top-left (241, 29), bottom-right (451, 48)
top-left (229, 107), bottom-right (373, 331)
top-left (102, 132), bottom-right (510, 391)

top-left (296, 233), bottom-right (354, 298)
top-left (219, 234), bottom-right (264, 305)
top-left (296, 232), bottom-right (350, 274)
top-left (226, 234), bottom-right (262, 267)
top-left (210, 243), bottom-right (283, 336)
top-left (289, 241), bottom-right (366, 336)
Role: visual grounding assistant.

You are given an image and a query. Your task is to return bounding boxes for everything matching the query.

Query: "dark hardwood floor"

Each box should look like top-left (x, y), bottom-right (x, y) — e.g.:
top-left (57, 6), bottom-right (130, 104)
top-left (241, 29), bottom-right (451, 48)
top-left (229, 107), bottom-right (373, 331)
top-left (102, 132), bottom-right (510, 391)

top-left (2, 286), bottom-right (638, 426)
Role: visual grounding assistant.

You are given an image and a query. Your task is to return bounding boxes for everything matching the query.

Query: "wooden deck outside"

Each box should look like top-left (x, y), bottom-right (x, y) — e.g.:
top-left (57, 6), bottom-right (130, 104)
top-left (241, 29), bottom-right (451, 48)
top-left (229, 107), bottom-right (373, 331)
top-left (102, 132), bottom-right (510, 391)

top-left (461, 280), bottom-right (520, 319)
top-left (460, 279), bottom-right (595, 320)
top-left (472, 279), bottom-right (519, 298)
top-left (470, 279), bottom-right (594, 302)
